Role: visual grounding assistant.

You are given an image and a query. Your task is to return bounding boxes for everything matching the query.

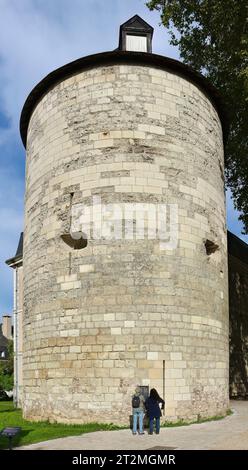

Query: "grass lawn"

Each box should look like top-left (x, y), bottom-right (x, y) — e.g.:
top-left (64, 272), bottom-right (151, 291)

top-left (0, 401), bottom-right (122, 449)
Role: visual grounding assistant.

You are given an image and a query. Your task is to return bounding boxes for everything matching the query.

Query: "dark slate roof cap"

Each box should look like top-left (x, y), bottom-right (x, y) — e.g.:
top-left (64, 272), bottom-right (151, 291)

top-left (5, 232), bottom-right (23, 266)
top-left (119, 14), bottom-right (154, 33)
top-left (15, 232), bottom-right (23, 258)
top-left (119, 15), bottom-right (154, 53)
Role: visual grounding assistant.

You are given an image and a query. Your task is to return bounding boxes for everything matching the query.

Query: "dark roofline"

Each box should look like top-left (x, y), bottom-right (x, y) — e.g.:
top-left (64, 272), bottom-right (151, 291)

top-left (227, 230), bottom-right (248, 265)
top-left (6, 232), bottom-right (23, 267)
top-left (119, 14), bottom-right (154, 32)
top-left (20, 50), bottom-right (229, 148)
top-left (5, 254), bottom-right (22, 267)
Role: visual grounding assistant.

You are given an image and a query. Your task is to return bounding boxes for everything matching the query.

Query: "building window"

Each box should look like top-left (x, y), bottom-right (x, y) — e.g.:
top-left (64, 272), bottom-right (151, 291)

top-left (126, 35), bottom-right (147, 52)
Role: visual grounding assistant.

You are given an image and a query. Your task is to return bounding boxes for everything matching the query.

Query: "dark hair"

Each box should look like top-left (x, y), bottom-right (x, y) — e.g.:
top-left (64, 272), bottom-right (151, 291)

top-left (150, 388), bottom-right (161, 401)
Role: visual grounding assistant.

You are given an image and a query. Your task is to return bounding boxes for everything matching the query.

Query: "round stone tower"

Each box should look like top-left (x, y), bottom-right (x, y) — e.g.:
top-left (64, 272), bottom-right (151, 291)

top-left (20, 15), bottom-right (229, 424)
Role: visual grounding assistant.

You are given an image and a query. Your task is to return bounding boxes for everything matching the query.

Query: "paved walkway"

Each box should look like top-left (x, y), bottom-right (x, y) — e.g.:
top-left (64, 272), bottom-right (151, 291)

top-left (18, 400), bottom-right (248, 450)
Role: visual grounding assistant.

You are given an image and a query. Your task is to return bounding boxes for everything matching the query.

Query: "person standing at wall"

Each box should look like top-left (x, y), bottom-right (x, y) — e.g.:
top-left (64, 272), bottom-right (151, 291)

top-left (145, 388), bottom-right (165, 435)
top-left (132, 386), bottom-right (146, 435)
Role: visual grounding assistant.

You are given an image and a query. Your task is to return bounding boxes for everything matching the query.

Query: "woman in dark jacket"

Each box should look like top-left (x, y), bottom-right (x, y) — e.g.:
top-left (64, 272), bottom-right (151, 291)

top-left (145, 388), bottom-right (165, 435)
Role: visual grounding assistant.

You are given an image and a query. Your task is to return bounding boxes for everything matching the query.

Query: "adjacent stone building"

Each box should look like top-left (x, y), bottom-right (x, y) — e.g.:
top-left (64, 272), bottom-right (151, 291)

top-left (1, 315), bottom-right (12, 341)
top-left (7, 16), bottom-right (232, 423)
top-left (6, 232), bottom-right (23, 407)
top-left (0, 316), bottom-right (11, 360)
top-left (228, 231), bottom-right (248, 398)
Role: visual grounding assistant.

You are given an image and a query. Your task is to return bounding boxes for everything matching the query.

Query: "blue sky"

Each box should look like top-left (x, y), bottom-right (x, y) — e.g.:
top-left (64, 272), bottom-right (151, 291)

top-left (0, 0), bottom-right (247, 318)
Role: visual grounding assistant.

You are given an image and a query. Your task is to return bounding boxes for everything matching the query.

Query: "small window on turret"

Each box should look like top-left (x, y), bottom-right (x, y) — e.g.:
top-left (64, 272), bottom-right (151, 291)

top-left (126, 35), bottom-right (147, 52)
top-left (119, 15), bottom-right (153, 53)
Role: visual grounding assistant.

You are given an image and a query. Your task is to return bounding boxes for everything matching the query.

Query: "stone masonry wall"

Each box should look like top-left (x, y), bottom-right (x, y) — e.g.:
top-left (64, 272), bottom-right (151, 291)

top-left (23, 63), bottom-right (229, 424)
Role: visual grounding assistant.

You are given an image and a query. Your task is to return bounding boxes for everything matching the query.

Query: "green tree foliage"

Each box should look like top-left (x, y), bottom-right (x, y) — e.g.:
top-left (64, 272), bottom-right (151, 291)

top-left (147, 0), bottom-right (248, 232)
top-left (0, 340), bottom-right (14, 395)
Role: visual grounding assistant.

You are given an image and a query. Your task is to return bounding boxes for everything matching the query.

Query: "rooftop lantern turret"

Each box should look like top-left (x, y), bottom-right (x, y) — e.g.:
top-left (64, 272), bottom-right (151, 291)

top-left (118, 14), bottom-right (154, 53)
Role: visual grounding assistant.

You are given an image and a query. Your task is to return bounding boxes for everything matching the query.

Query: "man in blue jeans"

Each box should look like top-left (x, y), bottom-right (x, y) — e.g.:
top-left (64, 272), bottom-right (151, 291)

top-left (132, 387), bottom-right (145, 435)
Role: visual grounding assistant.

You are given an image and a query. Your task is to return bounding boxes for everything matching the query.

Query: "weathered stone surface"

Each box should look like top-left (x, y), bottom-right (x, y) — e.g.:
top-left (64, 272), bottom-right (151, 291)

top-left (23, 64), bottom-right (229, 424)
